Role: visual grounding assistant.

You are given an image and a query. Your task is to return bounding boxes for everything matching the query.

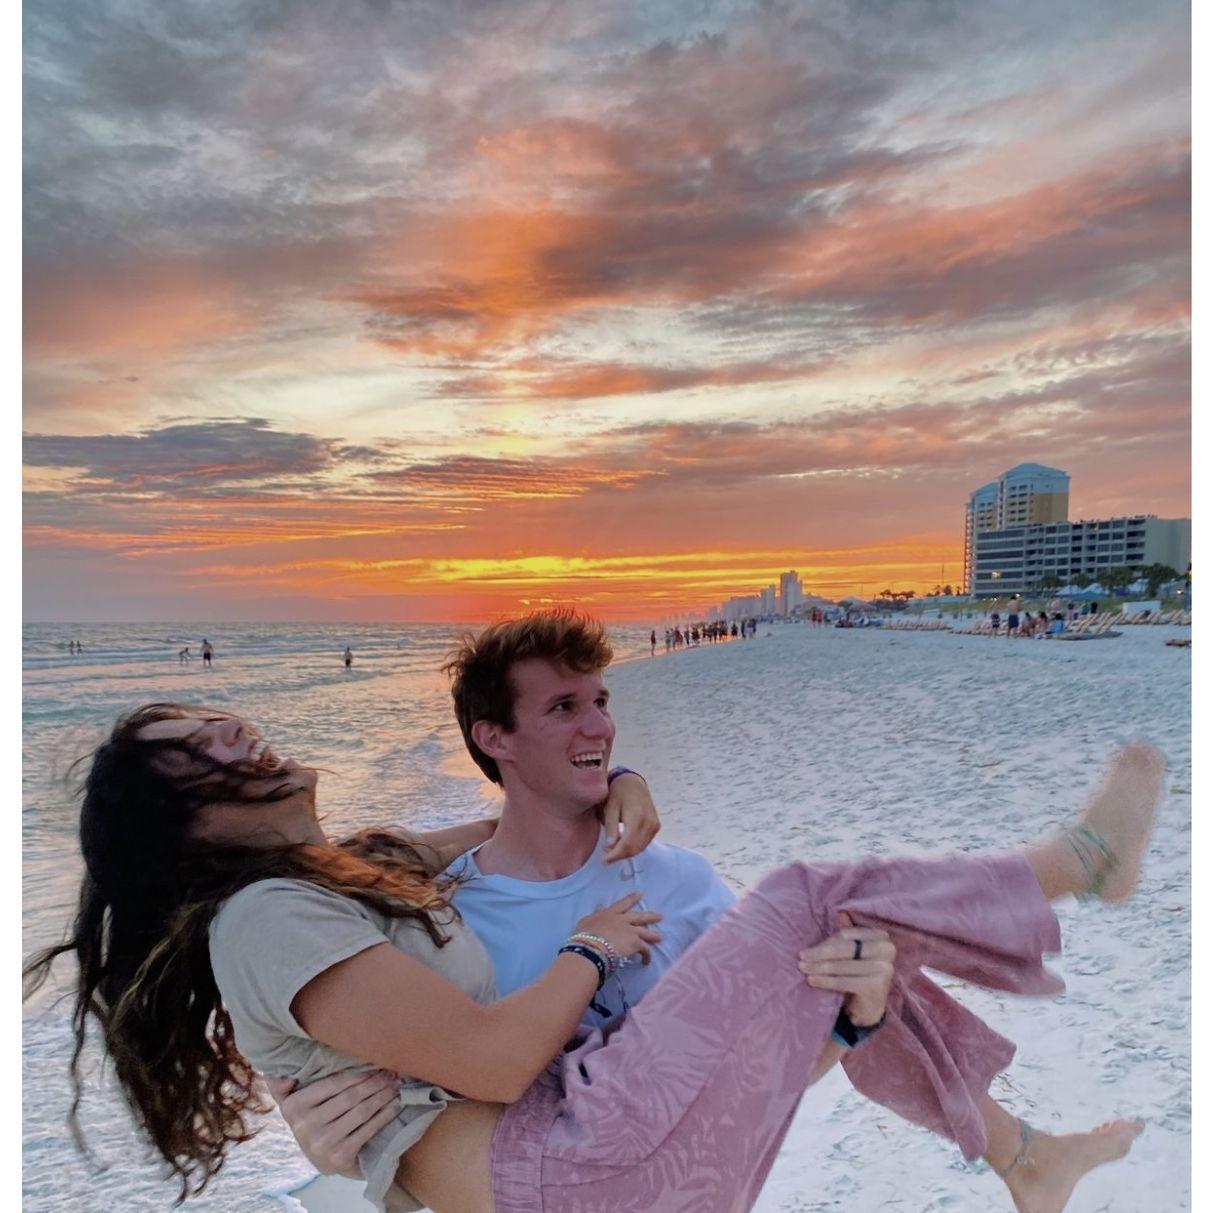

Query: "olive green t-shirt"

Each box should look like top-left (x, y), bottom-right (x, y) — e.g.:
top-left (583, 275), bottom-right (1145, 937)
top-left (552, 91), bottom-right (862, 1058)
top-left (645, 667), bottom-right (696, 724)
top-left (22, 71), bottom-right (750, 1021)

top-left (209, 878), bottom-right (496, 1212)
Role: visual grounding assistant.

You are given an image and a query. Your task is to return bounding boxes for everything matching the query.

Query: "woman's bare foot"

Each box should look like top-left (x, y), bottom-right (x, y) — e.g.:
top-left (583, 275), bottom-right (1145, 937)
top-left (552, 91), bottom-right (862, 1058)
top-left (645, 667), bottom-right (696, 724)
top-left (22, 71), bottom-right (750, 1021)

top-left (1074, 743), bottom-right (1165, 901)
top-left (1003, 1119), bottom-right (1144, 1213)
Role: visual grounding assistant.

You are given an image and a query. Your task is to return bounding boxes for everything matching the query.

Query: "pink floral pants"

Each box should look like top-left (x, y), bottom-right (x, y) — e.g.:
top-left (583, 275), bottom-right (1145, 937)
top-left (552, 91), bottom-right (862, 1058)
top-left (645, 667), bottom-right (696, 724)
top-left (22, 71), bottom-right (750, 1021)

top-left (490, 853), bottom-right (1062, 1213)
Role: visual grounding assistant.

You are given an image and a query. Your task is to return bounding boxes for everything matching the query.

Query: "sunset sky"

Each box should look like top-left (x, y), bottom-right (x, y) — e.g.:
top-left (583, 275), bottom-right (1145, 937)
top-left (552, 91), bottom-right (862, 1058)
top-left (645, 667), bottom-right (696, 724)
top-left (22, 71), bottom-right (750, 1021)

top-left (22, 0), bottom-right (1191, 621)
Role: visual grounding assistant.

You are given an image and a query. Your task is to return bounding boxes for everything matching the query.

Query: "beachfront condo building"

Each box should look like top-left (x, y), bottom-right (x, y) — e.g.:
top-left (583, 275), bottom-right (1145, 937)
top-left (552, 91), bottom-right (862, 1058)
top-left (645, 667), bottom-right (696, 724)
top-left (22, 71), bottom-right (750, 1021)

top-left (779, 571), bottom-right (804, 616)
top-left (964, 463), bottom-right (1070, 592)
top-left (969, 515), bottom-right (1191, 597)
top-left (722, 593), bottom-right (763, 621)
top-left (964, 463), bottom-right (1189, 596)
top-left (721, 576), bottom-right (802, 621)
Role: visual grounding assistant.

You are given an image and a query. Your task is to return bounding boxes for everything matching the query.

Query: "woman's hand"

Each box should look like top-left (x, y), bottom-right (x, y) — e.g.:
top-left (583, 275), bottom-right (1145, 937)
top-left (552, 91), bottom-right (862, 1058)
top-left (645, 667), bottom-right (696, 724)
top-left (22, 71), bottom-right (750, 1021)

top-left (797, 915), bottom-right (896, 1027)
top-left (599, 772), bottom-right (660, 863)
top-left (263, 1069), bottom-right (400, 1178)
top-left (573, 892), bottom-right (664, 966)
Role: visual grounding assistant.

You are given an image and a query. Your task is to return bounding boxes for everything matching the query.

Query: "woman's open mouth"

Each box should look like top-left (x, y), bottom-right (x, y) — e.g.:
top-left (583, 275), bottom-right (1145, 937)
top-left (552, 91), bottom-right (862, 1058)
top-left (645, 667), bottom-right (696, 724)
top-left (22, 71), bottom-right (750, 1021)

top-left (248, 740), bottom-right (283, 772)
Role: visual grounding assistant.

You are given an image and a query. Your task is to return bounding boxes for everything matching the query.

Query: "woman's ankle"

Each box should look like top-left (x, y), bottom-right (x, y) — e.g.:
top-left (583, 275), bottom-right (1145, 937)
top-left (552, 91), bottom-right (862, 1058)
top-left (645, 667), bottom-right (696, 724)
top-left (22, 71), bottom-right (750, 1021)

top-left (1024, 839), bottom-right (1086, 902)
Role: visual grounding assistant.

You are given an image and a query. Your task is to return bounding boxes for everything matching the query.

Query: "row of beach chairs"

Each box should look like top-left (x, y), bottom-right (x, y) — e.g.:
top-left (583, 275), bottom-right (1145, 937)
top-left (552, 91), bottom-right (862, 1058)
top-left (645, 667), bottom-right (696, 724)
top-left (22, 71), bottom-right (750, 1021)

top-left (960, 613), bottom-right (1116, 638)
top-left (1053, 613), bottom-right (1121, 640)
top-left (888, 609), bottom-right (1191, 638)
top-left (1117, 609), bottom-right (1191, 625)
top-left (962, 608), bottom-right (1192, 639)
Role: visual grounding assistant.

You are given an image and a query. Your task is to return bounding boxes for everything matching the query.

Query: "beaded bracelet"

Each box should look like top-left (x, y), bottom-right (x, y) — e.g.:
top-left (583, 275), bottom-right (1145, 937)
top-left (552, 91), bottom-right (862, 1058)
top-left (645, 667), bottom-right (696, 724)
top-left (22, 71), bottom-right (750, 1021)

top-left (567, 932), bottom-right (621, 973)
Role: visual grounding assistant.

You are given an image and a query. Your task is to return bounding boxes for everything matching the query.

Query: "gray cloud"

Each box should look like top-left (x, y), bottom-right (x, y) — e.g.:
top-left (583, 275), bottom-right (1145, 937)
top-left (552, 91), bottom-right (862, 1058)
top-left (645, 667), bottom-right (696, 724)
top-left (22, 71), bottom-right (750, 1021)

top-left (22, 0), bottom-right (1191, 425)
top-left (23, 417), bottom-right (338, 490)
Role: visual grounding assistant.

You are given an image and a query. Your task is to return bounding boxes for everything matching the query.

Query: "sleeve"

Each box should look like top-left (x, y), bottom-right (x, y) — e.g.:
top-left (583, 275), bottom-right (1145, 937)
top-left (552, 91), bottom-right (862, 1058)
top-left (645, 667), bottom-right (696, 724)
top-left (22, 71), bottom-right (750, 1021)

top-left (210, 880), bottom-right (392, 1039)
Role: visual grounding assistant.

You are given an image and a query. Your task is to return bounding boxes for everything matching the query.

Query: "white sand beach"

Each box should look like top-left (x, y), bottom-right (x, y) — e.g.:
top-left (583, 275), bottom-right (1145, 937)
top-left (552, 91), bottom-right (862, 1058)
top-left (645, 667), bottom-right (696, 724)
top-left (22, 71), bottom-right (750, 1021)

top-left (22, 621), bottom-right (1191, 1212)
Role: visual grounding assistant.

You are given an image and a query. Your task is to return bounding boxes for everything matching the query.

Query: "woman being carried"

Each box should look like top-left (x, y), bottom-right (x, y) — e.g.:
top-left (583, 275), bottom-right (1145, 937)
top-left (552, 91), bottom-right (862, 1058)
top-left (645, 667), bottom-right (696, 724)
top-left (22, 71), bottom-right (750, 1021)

top-left (26, 704), bottom-right (1162, 1213)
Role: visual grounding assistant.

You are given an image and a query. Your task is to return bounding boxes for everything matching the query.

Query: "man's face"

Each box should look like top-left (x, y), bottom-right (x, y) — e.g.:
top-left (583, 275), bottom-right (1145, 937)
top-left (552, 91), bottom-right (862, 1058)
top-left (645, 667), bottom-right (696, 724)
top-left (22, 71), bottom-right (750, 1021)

top-left (497, 658), bottom-right (615, 814)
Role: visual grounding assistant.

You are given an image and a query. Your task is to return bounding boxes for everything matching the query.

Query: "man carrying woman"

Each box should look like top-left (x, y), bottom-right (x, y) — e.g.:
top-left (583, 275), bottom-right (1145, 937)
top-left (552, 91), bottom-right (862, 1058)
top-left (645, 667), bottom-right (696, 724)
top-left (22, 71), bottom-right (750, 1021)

top-left (26, 611), bottom-right (1162, 1212)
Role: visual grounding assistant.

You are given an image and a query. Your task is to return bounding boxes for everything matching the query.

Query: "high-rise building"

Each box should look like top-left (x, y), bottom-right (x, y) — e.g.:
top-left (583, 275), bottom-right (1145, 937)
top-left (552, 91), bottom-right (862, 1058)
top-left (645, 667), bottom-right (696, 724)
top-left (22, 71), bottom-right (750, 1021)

top-left (965, 463), bottom-right (1071, 592)
top-left (760, 585), bottom-right (777, 615)
top-left (778, 570), bottom-right (804, 616)
top-left (964, 482), bottom-right (999, 594)
top-left (995, 463), bottom-right (1070, 528)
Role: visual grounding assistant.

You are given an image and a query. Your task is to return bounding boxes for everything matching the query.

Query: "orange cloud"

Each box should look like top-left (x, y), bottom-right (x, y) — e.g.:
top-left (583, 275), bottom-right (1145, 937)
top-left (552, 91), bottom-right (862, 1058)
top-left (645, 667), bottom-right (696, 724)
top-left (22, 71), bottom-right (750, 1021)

top-left (353, 208), bottom-right (624, 357)
top-left (24, 259), bottom-right (258, 357)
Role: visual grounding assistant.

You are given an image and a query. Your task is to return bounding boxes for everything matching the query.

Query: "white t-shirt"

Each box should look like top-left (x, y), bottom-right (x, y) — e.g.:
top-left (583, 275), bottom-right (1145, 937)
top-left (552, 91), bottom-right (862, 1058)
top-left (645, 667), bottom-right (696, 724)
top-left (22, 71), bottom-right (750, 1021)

top-left (445, 837), bottom-right (737, 1031)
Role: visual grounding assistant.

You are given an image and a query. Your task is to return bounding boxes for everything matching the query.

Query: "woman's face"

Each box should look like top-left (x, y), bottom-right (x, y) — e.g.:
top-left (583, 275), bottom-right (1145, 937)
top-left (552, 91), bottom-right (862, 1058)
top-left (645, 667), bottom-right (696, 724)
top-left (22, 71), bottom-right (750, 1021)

top-left (135, 710), bottom-right (319, 839)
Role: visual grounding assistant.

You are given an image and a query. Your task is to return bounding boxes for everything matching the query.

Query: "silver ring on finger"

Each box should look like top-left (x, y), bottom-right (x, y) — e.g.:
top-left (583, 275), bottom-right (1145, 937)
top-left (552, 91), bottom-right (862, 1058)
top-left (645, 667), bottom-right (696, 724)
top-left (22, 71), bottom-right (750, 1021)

top-left (853, 940), bottom-right (863, 960)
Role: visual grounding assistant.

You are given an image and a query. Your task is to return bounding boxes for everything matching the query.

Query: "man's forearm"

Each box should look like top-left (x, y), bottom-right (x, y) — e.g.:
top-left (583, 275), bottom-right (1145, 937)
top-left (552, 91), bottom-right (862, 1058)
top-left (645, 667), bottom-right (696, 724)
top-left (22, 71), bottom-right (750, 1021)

top-left (406, 818), bottom-right (498, 867)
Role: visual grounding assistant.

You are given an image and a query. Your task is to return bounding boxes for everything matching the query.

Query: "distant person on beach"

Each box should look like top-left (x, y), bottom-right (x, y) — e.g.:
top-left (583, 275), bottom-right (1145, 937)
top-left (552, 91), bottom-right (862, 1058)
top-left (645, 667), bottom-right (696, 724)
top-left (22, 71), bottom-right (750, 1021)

top-left (344, 647), bottom-right (353, 669)
top-left (650, 630), bottom-right (656, 656)
top-left (29, 612), bottom-right (1160, 1213)
top-left (1006, 597), bottom-right (1022, 638)
top-left (201, 639), bottom-right (214, 668)
top-left (990, 610), bottom-right (1001, 635)
top-left (179, 647), bottom-right (192, 665)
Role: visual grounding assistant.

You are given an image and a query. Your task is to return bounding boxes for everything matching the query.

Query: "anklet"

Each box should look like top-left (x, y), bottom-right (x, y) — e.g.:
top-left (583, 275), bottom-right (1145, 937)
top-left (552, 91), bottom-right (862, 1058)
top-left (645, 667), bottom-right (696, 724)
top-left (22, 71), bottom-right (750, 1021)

top-left (1063, 825), bottom-right (1118, 899)
top-left (992, 1118), bottom-right (1034, 1179)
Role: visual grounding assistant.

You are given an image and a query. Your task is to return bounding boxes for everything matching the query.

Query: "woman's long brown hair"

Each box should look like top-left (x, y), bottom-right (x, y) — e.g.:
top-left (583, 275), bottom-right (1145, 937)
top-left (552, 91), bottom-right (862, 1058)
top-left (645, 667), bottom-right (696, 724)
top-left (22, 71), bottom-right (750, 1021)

top-left (23, 704), bottom-right (458, 1202)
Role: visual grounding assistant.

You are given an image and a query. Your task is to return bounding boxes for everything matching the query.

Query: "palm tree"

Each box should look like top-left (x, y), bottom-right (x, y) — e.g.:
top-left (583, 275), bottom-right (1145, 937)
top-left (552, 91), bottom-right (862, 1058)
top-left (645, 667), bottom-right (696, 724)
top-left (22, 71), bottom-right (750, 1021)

top-left (1101, 566), bottom-right (1138, 595)
top-left (1140, 563), bottom-right (1180, 598)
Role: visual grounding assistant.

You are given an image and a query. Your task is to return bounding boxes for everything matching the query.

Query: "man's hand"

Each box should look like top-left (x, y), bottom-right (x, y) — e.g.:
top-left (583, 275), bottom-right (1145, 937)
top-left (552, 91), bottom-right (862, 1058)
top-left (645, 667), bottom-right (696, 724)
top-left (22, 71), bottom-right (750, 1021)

top-left (263, 1069), bottom-right (400, 1179)
top-left (797, 914), bottom-right (896, 1028)
top-left (599, 771), bottom-right (661, 863)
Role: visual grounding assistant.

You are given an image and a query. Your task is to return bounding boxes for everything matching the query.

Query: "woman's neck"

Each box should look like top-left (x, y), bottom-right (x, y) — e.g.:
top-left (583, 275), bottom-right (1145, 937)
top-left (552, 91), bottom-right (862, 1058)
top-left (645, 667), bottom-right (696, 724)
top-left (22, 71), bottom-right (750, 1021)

top-left (192, 796), bottom-right (329, 848)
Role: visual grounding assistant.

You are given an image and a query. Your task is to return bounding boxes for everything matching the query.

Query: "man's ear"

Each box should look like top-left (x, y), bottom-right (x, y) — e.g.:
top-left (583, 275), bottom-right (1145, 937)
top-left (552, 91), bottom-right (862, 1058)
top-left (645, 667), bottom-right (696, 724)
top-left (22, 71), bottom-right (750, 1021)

top-left (470, 719), bottom-right (511, 764)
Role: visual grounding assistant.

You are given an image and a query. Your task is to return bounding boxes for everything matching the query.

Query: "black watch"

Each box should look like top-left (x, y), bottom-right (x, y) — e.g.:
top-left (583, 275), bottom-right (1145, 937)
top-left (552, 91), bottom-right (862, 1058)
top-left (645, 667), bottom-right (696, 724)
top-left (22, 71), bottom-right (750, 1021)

top-left (832, 1007), bottom-right (885, 1048)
